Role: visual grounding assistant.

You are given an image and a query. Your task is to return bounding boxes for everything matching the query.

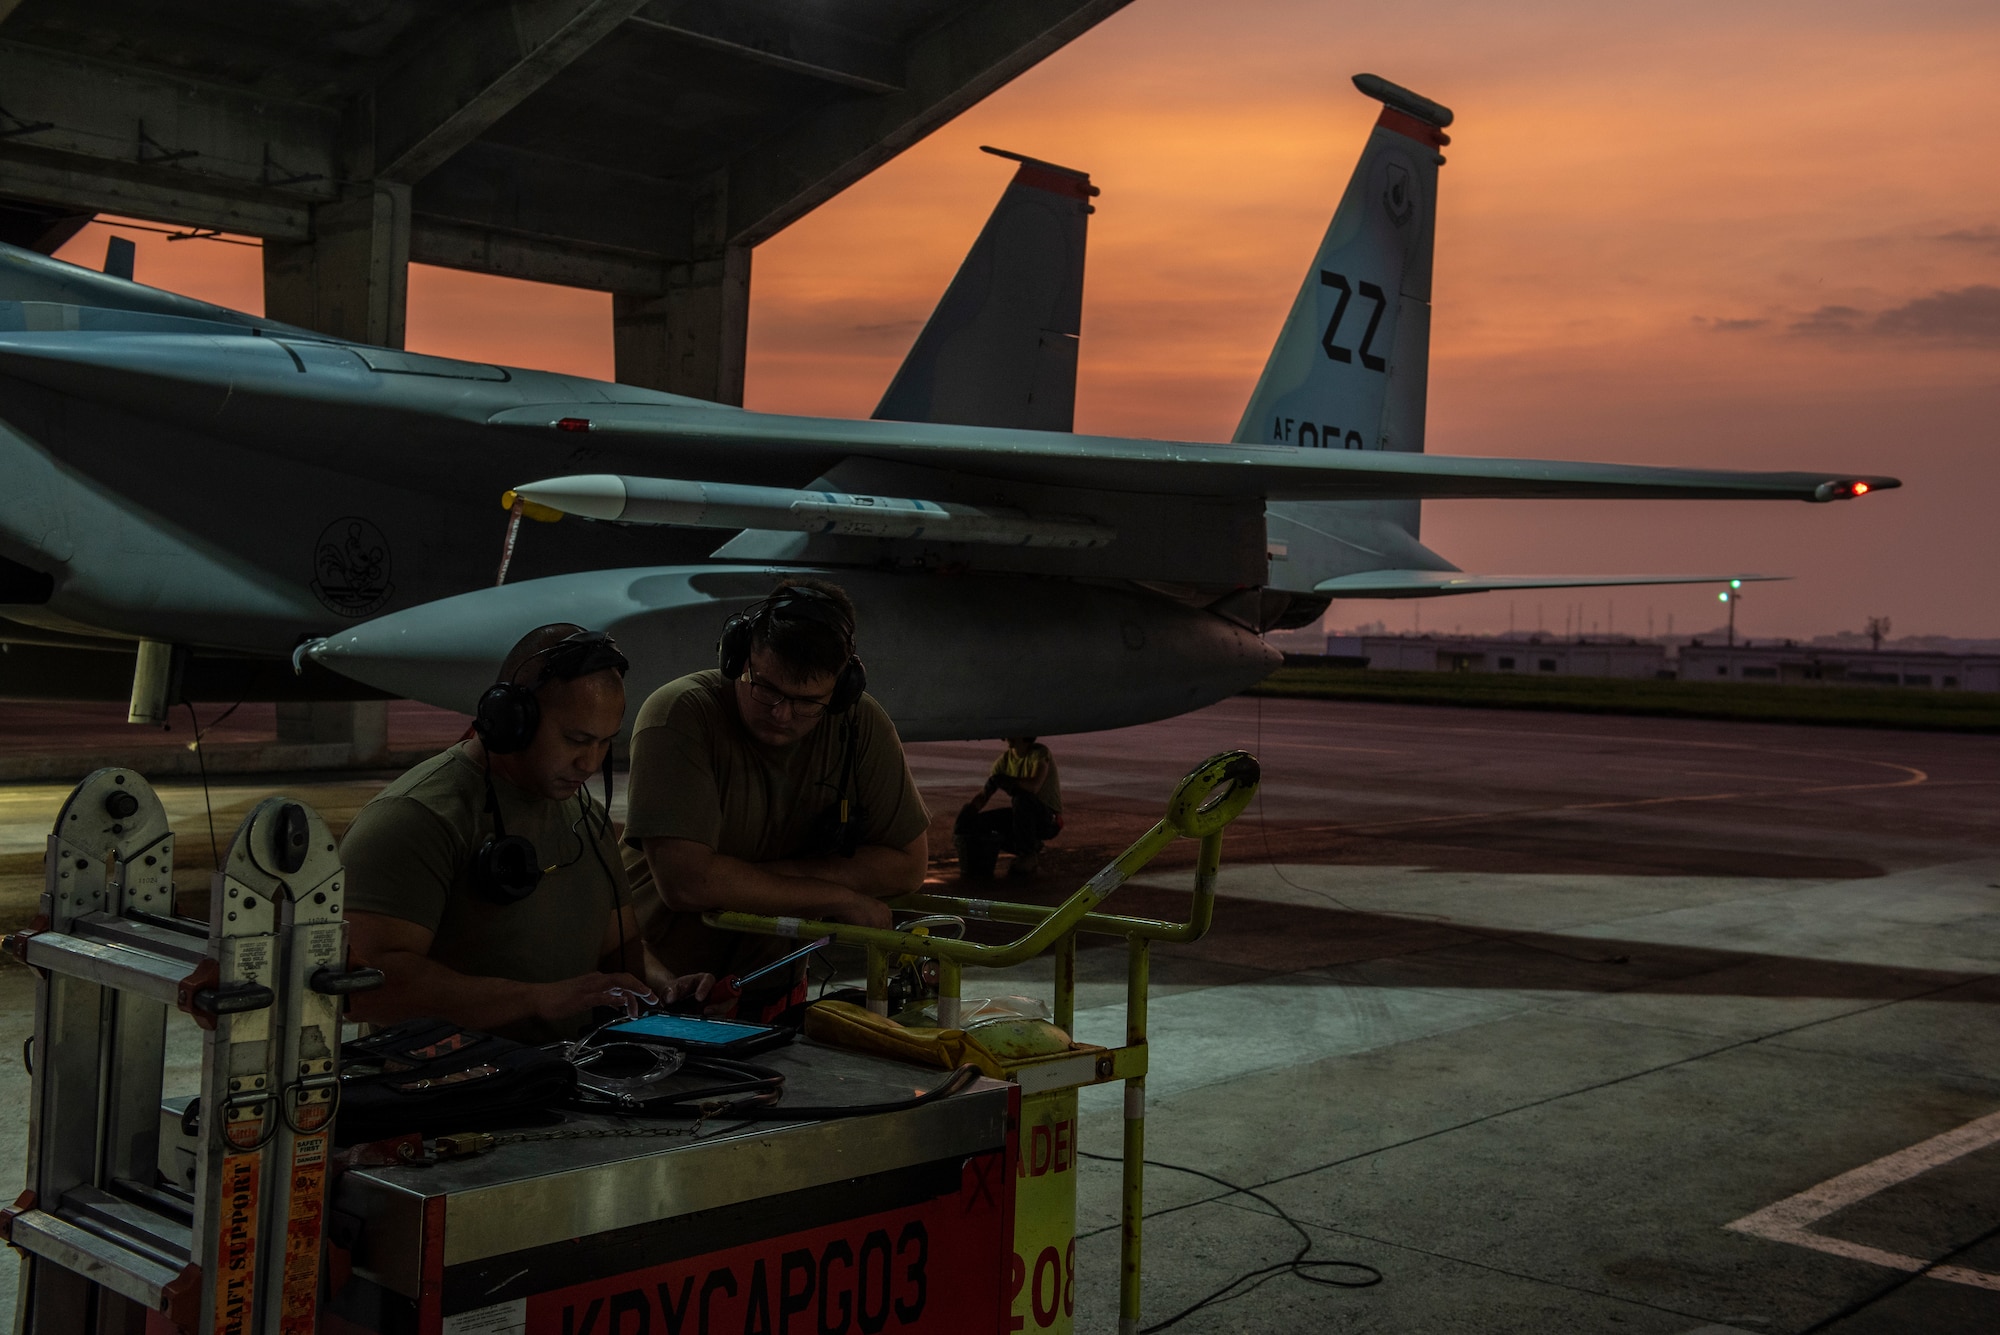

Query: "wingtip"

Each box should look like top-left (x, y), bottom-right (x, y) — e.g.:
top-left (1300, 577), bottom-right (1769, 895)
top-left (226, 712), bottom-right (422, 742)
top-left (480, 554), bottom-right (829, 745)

top-left (1813, 477), bottom-right (1901, 502)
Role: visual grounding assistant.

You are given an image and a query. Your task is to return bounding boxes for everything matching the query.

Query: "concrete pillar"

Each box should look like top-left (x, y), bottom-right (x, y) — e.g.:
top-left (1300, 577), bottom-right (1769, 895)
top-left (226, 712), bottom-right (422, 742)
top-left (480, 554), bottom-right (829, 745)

top-left (276, 701), bottom-right (389, 765)
top-left (612, 172), bottom-right (748, 403)
top-left (263, 185), bottom-right (406, 761)
top-left (612, 246), bottom-right (750, 404)
top-left (262, 182), bottom-right (412, 347)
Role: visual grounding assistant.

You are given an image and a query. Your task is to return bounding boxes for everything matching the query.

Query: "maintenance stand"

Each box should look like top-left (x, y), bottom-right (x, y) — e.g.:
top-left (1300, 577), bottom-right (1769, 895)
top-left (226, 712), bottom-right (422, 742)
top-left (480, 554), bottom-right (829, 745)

top-left (2, 752), bottom-right (1257, 1334)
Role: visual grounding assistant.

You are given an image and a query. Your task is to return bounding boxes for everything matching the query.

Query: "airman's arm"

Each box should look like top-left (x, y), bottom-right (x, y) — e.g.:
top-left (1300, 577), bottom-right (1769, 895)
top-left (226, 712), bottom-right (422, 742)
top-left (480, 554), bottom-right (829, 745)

top-left (643, 836), bottom-right (895, 929)
top-left (347, 910), bottom-right (655, 1031)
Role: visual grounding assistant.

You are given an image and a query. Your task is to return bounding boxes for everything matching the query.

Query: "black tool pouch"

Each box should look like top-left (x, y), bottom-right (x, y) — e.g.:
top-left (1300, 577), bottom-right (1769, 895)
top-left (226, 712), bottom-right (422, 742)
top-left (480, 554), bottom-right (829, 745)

top-left (335, 1018), bottom-right (576, 1147)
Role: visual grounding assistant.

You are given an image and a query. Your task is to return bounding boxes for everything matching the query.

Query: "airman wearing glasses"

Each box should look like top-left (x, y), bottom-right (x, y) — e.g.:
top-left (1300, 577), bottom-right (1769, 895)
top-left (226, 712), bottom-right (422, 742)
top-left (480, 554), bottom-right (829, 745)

top-left (619, 579), bottom-right (930, 1018)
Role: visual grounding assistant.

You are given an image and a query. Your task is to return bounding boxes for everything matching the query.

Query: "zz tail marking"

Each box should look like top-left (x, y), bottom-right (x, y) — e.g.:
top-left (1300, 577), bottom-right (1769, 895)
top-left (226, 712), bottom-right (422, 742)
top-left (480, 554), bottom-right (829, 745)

top-left (1318, 270), bottom-right (1389, 374)
top-left (1317, 271), bottom-right (1352, 363)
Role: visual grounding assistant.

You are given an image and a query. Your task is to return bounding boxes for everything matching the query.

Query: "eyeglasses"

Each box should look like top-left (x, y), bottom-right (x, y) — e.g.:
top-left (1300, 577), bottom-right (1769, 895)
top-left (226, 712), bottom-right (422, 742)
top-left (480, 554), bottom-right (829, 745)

top-left (742, 669), bottom-right (832, 718)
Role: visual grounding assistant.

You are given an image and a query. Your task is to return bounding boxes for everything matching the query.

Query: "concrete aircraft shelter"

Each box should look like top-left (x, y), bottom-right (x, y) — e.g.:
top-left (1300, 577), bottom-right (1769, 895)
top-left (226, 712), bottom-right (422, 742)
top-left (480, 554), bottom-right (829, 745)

top-left (0, 0), bottom-right (1129, 402)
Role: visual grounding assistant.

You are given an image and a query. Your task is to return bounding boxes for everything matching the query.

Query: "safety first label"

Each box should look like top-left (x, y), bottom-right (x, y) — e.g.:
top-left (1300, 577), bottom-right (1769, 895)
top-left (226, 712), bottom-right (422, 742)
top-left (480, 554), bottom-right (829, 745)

top-left (210, 1152), bottom-right (261, 1335)
top-left (277, 1131), bottom-right (329, 1335)
top-left (509, 1157), bottom-right (1008, 1335)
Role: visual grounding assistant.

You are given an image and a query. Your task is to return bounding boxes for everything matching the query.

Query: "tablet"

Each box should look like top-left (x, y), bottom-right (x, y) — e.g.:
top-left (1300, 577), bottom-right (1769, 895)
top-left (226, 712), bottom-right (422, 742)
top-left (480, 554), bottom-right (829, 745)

top-left (601, 1013), bottom-right (794, 1054)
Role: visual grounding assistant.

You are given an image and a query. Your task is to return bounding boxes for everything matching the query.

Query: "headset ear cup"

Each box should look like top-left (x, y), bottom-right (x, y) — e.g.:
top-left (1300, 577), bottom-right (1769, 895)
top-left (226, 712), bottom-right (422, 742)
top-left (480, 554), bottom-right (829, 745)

top-left (717, 614), bottom-right (753, 679)
top-left (474, 683), bottom-right (540, 754)
top-left (830, 657), bottom-right (866, 714)
top-left (473, 835), bottom-right (542, 903)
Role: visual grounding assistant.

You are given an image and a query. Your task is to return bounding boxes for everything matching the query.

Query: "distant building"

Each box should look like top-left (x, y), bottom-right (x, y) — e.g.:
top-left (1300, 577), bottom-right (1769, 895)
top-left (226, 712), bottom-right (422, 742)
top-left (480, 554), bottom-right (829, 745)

top-left (1677, 643), bottom-right (2000, 690)
top-left (1324, 634), bottom-right (1668, 679)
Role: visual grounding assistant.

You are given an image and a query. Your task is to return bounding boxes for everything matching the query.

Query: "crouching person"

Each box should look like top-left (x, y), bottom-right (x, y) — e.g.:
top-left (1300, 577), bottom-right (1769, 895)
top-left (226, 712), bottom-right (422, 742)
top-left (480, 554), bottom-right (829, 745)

top-left (956, 736), bottom-right (1063, 879)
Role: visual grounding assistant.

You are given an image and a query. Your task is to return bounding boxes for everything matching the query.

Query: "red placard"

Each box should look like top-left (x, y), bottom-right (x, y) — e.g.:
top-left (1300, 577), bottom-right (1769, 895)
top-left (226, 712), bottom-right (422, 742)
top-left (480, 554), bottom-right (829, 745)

top-left (520, 1154), bottom-right (1009, 1335)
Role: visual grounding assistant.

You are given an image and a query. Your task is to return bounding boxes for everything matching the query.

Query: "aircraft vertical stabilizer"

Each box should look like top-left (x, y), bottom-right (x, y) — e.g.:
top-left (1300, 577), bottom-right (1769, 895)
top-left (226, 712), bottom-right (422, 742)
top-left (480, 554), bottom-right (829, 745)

top-left (873, 148), bottom-right (1097, 433)
top-left (1246, 74), bottom-right (1455, 600)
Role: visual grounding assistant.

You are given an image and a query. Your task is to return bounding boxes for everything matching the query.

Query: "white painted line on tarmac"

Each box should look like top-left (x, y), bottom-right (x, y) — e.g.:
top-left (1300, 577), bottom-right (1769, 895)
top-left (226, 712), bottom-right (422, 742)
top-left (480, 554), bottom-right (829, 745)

top-left (1725, 1108), bottom-right (2000, 1291)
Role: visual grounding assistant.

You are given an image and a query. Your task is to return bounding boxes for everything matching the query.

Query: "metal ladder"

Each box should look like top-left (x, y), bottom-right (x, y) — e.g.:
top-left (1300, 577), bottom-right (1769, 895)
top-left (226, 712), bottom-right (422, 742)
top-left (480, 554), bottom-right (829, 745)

top-left (3, 769), bottom-right (372, 1335)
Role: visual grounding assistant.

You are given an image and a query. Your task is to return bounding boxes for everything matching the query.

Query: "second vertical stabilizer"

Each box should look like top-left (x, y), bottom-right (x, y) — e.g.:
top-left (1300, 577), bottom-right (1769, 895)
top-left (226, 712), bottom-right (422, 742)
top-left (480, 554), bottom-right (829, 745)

top-left (874, 148), bottom-right (1097, 433)
top-left (1241, 74), bottom-right (1450, 553)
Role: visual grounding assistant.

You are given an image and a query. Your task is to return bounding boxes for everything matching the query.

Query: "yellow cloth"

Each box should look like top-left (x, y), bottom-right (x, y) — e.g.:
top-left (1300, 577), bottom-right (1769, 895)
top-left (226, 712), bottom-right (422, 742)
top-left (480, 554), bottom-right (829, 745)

top-left (803, 1000), bottom-right (1097, 1079)
top-left (804, 1000), bottom-right (1005, 1077)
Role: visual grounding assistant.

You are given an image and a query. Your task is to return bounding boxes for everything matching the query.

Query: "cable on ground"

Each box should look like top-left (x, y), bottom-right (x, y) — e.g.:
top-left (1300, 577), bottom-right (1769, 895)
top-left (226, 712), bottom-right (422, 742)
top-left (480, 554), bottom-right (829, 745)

top-left (1080, 1149), bottom-right (1380, 1329)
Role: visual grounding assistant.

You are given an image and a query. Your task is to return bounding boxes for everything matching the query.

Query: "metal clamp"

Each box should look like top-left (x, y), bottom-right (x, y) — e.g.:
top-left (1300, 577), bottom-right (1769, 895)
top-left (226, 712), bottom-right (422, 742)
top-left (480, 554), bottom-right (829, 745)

top-left (3, 915), bottom-right (50, 966)
top-left (0, 1189), bottom-right (37, 1246)
top-left (308, 965), bottom-right (385, 995)
top-left (175, 958), bottom-right (275, 1030)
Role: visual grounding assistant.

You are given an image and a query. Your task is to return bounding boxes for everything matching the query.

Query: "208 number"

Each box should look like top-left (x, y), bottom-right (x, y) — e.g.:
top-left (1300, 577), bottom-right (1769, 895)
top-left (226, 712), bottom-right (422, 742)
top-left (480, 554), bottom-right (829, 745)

top-left (1008, 1242), bottom-right (1077, 1329)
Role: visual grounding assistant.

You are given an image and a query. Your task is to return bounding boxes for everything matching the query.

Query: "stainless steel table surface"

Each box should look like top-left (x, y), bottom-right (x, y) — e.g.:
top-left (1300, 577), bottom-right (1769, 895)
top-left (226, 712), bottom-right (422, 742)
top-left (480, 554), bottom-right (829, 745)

top-left (336, 1040), bottom-right (1011, 1299)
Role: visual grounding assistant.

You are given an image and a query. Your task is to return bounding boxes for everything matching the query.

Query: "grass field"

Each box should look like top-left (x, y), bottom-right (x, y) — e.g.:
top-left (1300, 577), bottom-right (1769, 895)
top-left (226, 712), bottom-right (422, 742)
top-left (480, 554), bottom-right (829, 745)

top-left (1246, 666), bottom-right (2000, 732)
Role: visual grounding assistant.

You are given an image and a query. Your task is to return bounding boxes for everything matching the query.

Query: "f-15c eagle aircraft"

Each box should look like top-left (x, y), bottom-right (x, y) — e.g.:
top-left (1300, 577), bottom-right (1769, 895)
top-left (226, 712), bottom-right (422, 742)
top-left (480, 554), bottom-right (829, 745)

top-left (0, 75), bottom-right (1893, 740)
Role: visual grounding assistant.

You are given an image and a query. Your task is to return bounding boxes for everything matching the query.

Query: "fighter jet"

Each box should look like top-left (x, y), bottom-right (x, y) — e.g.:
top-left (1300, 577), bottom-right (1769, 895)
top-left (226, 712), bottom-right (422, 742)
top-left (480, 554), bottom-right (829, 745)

top-left (0, 75), bottom-right (1893, 740)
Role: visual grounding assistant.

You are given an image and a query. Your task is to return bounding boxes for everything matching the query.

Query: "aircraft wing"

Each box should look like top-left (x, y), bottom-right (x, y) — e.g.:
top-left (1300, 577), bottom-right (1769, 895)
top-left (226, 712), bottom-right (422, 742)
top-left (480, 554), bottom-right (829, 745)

top-left (1312, 571), bottom-right (1786, 598)
top-left (486, 405), bottom-right (1896, 504)
top-left (0, 328), bottom-right (1897, 506)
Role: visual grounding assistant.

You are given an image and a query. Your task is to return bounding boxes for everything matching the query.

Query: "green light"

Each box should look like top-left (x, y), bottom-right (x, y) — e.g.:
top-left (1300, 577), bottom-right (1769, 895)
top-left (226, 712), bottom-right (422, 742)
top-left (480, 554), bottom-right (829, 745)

top-left (1718, 592), bottom-right (1730, 602)
top-left (1730, 579), bottom-right (1743, 589)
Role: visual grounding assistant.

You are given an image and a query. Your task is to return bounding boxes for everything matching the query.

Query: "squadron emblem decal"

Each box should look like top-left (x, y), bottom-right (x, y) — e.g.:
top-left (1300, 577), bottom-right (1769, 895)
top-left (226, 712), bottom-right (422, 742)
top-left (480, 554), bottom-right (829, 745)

top-left (311, 518), bottom-right (394, 617)
top-left (1383, 160), bottom-right (1414, 227)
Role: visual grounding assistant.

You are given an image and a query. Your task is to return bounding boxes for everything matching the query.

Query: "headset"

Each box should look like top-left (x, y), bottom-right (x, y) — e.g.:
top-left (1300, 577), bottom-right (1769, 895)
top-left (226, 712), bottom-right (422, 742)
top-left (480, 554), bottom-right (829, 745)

top-left (716, 586), bottom-right (867, 715)
top-left (471, 778), bottom-right (546, 904)
top-left (470, 628), bottom-right (630, 904)
top-left (474, 629), bottom-right (631, 755)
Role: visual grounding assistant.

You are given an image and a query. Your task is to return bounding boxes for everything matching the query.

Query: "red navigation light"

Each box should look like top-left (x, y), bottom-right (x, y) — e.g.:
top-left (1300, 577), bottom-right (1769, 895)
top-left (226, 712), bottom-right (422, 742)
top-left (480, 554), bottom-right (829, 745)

top-left (1851, 481), bottom-right (1871, 496)
top-left (555, 417), bottom-right (593, 433)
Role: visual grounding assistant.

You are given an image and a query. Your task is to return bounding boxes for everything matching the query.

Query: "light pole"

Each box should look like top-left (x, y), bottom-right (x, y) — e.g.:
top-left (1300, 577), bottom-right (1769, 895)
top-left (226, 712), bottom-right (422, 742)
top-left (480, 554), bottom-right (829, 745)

top-left (1718, 579), bottom-right (1743, 647)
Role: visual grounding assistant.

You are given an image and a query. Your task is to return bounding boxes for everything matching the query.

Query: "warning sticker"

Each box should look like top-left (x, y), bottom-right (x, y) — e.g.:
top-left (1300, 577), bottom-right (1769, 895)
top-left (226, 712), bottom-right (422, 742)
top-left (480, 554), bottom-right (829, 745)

top-left (278, 1131), bottom-right (328, 1335)
top-left (443, 1300), bottom-right (526, 1335)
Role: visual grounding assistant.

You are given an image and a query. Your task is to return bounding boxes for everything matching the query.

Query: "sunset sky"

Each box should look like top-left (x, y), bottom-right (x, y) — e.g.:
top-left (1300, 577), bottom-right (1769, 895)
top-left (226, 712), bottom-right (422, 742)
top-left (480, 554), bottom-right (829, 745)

top-left (56, 0), bottom-right (2000, 640)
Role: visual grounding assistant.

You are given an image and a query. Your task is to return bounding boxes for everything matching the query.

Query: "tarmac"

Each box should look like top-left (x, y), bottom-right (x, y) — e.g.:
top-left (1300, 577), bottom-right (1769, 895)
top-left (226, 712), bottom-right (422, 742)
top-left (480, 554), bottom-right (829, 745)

top-left (2, 693), bottom-right (1997, 1332)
